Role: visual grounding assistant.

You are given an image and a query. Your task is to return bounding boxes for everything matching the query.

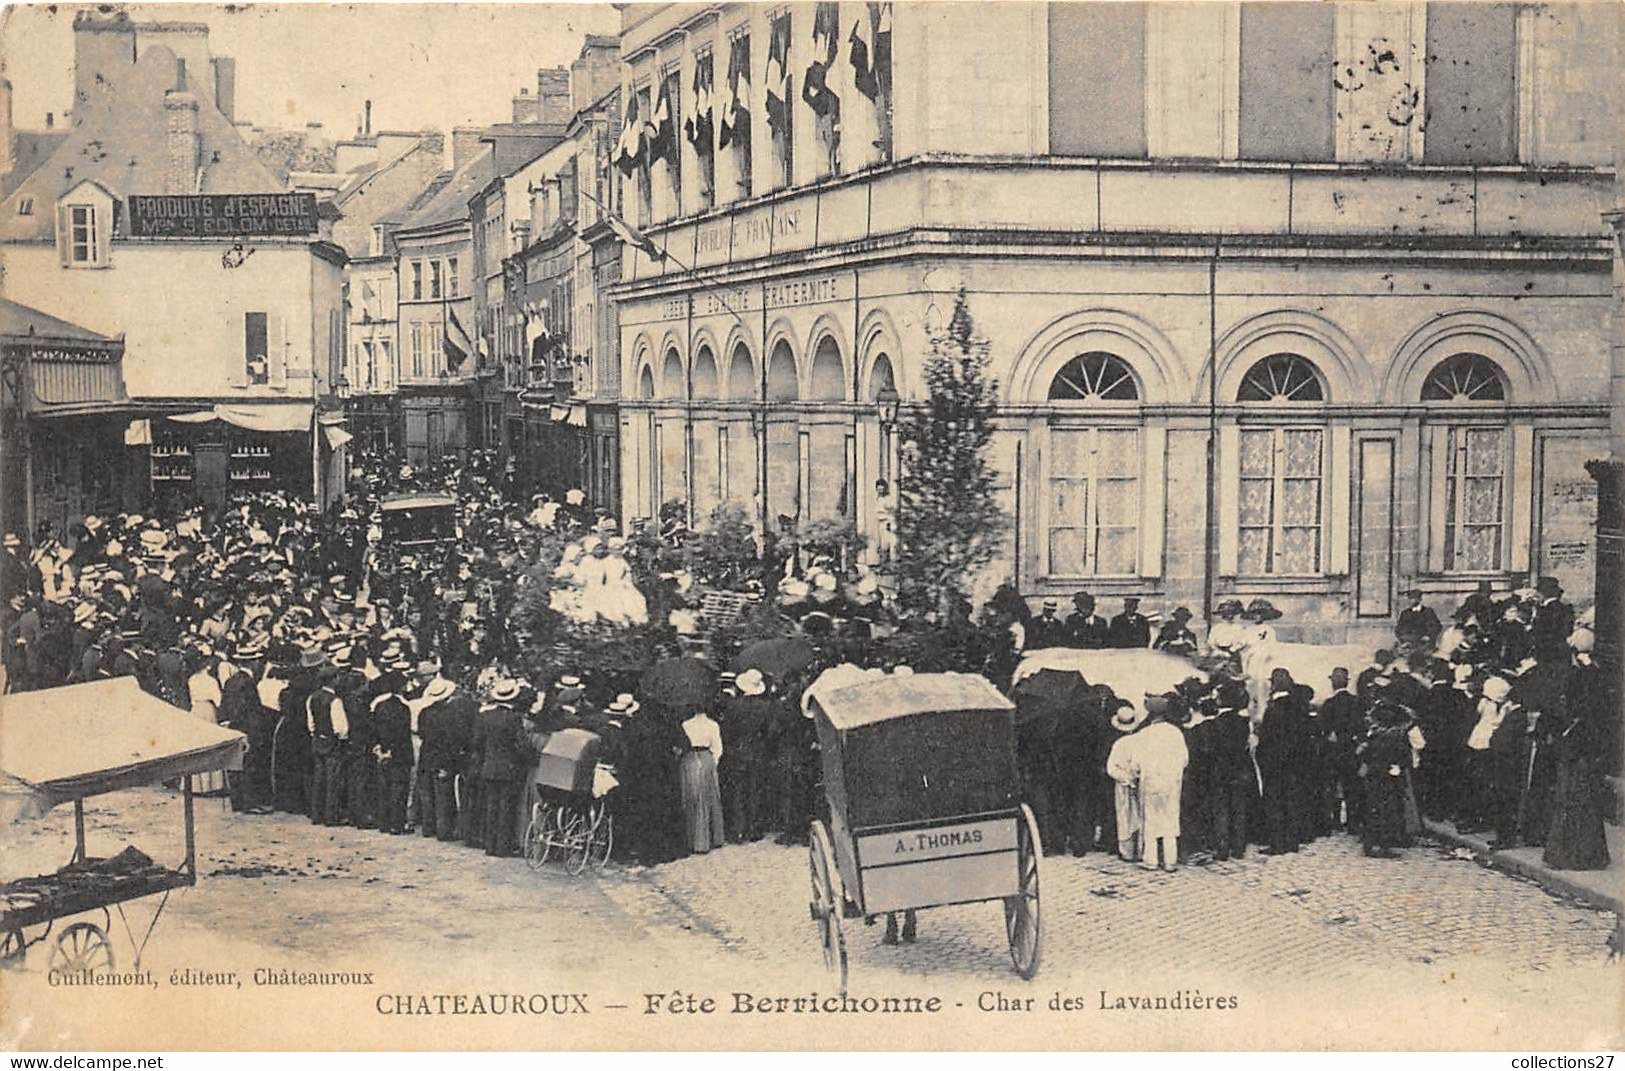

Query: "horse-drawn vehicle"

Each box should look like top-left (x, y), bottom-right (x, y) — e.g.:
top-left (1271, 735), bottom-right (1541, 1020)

top-left (378, 491), bottom-right (458, 546)
top-left (805, 671), bottom-right (1041, 992)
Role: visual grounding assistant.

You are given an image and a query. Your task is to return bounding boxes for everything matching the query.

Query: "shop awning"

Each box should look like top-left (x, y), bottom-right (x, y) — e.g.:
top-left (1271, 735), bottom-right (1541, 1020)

top-left (323, 424), bottom-right (354, 449)
top-left (124, 418), bottom-right (152, 446)
top-left (568, 404), bottom-right (588, 427)
top-left (168, 403), bottom-right (312, 433)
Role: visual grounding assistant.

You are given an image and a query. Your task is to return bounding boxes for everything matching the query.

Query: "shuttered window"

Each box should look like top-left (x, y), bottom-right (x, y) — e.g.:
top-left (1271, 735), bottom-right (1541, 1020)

top-left (1238, 3), bottom-right (1336, 161)
top-left (244, 312), bottom-right (269, 385)
top-left (1048, 3), bottom-right (1146, 158)
top-left (1422, 2), bottom-right (1517, 164)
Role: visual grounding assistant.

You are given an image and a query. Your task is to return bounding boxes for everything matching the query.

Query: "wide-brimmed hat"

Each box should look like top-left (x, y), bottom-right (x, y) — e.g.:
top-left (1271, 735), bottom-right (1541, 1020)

top-left (1111, 703), bottom-right (1145, 732)
top-left (1216, 599), bottom-right (1244, 617)
top-left (1243, 598), bottom-right (1282, 622)
top-left (736, 668), bottom-right (767, 696)
top-left (489, 678), bottom-right (523, 703)
top-left (420, 678), bottom-right (455, 704)
top-left (72, 602), bottom-right (97, 625)
top-left (299, 649), bottom-right (329, 670)
top-left (235, 636), bottom-right (269, 661)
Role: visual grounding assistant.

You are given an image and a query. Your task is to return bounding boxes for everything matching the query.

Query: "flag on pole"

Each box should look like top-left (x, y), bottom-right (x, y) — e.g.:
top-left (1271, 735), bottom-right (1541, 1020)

top-left (719, 35), bottom-right (753, 150)
top-left (614, 93), bottom-right (645, 176)
top-left (849, 2), bottom-right (880, 101)
top-left (444, 308), bottom-right (472, 372)
top-left (764, 14), bottom-right (791, 135)
top-left (803, 2), bottom-right (842, 117)
top-left (648, 76), bottom-right (677, 167)
top-left (685, 53), bottom-right (715, 151)
top-left (606, 213), bottom-right (666, 263)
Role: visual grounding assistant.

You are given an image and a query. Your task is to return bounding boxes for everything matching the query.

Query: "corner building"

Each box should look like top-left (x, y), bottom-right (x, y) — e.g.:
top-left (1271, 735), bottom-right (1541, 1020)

top-left (612, 1), bottom-right (1620, 645)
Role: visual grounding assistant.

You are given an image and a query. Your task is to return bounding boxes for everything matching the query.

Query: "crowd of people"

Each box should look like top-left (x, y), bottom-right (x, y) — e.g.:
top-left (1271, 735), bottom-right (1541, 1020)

top-left (1, 450), bottom-right (1614, 883)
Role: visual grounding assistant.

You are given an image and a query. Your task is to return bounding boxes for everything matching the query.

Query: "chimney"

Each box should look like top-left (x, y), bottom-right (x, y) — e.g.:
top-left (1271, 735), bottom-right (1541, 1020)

top-left (451, 125), bottom-right (486, 170)
top-left (163, 90), bottom-right (201, 194)
top-left (511, 87), bottom-right (539, 125)
top-left (0, 79), bottom-right (12, 177)
top-left (72, 12), bottom-right (137, 122)
top-left (364, 99), bottom-right (373, 136)
top-left (572, 36), bottom-right (621, 116)
top-left (536, 67), bottom-right (571, 126)
top-left (212, 56), bottom-right (235, 122)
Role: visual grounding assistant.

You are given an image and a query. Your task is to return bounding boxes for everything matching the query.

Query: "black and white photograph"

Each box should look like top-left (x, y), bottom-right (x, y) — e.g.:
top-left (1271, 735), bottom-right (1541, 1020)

top-left (0, 0), bottom-right (1621, 1052)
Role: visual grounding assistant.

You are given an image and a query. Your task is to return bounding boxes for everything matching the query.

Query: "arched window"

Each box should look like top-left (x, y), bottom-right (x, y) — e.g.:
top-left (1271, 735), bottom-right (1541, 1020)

top-left (1047, 352), bottom-right (1140, 402)
top-left (1422, 353), bottom-right (1507, 402)
top-left (1236, 354), bottom-right (1326, 403)
top-left (1423, 354), bottom-right (1511, 573)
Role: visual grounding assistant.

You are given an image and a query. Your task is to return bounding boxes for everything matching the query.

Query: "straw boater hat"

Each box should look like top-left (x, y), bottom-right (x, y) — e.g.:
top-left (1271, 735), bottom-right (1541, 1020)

top-left (608, 693), bottom-right (640, 717)
top-left (489, 678), bottom-right (523, 703)
top-left (736, 668), bottom-right (768, 696)
top-left (420, 677), bottom-right (456, 704)
top-left (1111, 701), bottom-right (1145, 732)
top-left (72, 602), bottom-right (97, 626)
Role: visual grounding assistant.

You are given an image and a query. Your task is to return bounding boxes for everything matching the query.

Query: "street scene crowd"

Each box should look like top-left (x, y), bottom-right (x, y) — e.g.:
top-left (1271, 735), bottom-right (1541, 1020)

top-left (1, 449), bottom-right (1614, 885)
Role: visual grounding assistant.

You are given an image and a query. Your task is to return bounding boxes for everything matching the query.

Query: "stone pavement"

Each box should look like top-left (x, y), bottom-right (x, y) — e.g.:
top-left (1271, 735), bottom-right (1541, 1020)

top-left (630, 831), bottom-right (1620, 988)
top-left (1421, 817), bottom-right (1622, 915)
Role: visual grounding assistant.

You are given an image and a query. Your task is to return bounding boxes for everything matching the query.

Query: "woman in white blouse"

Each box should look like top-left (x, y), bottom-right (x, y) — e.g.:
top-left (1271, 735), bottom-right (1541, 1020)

top-left (678, 710), bottom-right (726, 853)
top-left (187, 647), bottom-right (227, 796)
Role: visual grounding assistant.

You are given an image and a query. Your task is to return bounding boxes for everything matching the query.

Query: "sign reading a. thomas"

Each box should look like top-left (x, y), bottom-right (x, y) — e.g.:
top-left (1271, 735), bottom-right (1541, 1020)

top-left (127, 193), bottom-right (318, 238)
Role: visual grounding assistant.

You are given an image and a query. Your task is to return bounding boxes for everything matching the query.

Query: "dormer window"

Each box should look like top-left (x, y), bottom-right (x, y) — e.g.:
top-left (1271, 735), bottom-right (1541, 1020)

top-left (55, 182), bottom-right (115, 268)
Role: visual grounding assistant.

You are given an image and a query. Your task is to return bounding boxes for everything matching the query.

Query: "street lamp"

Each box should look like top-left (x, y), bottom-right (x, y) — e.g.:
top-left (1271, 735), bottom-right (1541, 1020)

top-left (875, 385), bottom-right (900, 496)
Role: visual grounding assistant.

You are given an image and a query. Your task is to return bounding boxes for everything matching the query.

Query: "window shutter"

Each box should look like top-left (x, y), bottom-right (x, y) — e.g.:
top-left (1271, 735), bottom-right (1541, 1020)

top-left (227, 313), bottom-right (248, 387)
top-left (268, 312), bottom-right (288, 387)
top-left (1326, 424), bottom-right (1352, 574)
top-left (1217, 422), bottom-right (1240, 575)
top-left (1509, 422), bottom-right (1534, 573)
top-left (95, 201), bottom-right (114, 266)
top-left (1139, 423), bottom-right (1166, 578)
top-left (1426, 424), bottom-right (1450, 573)
top-left (56, 203), bottom-right (71, 265)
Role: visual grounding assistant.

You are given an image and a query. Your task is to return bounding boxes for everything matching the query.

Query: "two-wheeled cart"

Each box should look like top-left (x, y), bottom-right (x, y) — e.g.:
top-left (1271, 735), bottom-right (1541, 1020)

top-left (805, 671), bottom-right (1042, 993)
top-left (1, 678), bottom-right (245, 972)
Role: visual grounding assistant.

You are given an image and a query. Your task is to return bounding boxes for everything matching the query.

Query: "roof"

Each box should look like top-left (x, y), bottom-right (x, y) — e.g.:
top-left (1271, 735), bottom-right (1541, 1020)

top-left (396, 144), bottom-right (494, 232)
top-left (0, 131), bottom-right (70, 199)
top-left (0, 44), bottom-right (281, 242)
top-left (0, 678), bottom-right (245, 819)
top-left (0, 298), bottom-right (116, 344)
top-left (811, 673), bottom-right (1015, 732)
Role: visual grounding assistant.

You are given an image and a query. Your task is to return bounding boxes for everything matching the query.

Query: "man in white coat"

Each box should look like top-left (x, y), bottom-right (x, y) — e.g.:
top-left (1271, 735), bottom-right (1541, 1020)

top-left (1108, 693), bottom-right (1191, 871)
top-left (1106, 703), bottom-right (1147, 863)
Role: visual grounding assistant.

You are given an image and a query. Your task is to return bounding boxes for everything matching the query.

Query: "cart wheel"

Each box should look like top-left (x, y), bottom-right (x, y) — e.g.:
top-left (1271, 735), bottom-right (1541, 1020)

top-left (808, 820), bottom-right (848, 993)
top-left (562, 808), bottom-right (592, 876)
top-left (1003, 803), bottom-right (1043, 980)
top-left (523, 804), bottom-right (549, 871)
top-left (50, 923), bottom-right (114, 974)
top-left (588, 805), bottom-right (614, 872)
top-left (1, 929), bottom-right (24, 969)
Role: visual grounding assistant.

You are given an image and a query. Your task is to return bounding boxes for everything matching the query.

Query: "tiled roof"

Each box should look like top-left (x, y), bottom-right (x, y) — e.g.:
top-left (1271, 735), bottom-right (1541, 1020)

top-left (0, 297), bottom-right (117, 343)
top-left (0, 44), bottom-right (281, 242)
top-left (396, 146), bottom-right (493, 232)
top-left (0, 131), bottom-right (71, 200)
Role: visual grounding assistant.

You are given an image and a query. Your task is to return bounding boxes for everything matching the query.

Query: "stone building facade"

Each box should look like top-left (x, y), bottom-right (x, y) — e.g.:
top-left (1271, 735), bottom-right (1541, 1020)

top-left (612, 0), bottom-right (1619, 645)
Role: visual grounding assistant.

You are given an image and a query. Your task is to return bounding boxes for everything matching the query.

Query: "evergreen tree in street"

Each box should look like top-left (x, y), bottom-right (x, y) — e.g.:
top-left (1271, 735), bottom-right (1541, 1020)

top-left (893, 289), bottom-right (1008, 616)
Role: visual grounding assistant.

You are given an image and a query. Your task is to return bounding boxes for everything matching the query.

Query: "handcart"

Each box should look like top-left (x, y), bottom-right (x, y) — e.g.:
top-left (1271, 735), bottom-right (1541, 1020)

top-left (806, 672), bottom-right (1041, 992)
top-left (522, 728), bottom-right (616, 876)
top-left (1, 678), bottom-right (245, 972)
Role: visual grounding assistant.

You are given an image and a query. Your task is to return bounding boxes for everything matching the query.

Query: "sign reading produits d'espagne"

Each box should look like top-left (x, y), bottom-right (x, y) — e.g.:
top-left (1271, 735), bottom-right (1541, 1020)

top-left (126, 193), bottom-right (319, 238)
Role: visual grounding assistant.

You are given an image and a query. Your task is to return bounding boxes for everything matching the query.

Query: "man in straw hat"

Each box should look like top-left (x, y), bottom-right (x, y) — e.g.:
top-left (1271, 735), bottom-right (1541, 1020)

top-left (1104, 697), bottom-right (1148, 862)
top-left (720, 668), bottom-right (774, 843)
top-left (478, 679), bottom-right (536, 857)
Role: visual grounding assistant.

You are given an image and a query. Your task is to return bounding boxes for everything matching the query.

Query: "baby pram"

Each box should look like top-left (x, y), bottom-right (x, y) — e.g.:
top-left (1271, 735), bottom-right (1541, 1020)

top-left (522, 728), bottom-right (618, 875)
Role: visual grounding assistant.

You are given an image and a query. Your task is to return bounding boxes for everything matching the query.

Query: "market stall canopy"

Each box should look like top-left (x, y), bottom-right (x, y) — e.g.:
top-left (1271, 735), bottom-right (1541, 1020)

top-left (1, 678), bottom-right (245, 823)
top-left (168, 403), bottom-right (311, 433)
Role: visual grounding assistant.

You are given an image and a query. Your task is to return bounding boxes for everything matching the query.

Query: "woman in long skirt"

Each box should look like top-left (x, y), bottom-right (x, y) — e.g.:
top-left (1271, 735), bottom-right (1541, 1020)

top-left (679, 710), bottom-right (726, 853)
top-left (186, 648), bottom-right (228, 796)
top-left (1360, 703), bottom-right (1413, 857)
top-left (1544, 635), bottom-right (1611, 870)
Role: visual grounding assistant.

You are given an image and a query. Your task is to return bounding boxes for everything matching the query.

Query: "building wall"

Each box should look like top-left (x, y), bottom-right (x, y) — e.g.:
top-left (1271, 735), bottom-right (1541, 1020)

top-left (0, 240), bottom-right (340, 401)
